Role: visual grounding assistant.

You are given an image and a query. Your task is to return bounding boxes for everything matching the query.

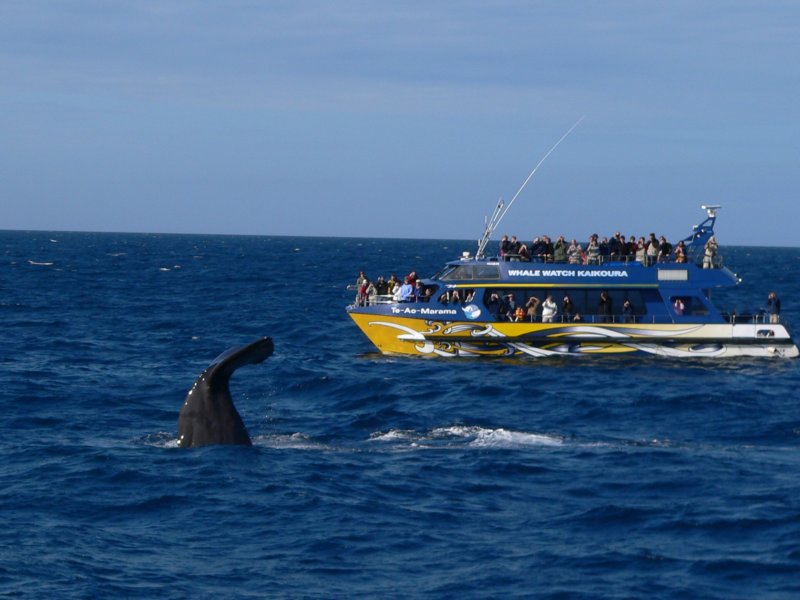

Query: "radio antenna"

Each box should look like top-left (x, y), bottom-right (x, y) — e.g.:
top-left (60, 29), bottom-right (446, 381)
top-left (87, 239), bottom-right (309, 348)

top-left (476, 116), bottom-right (584, 258)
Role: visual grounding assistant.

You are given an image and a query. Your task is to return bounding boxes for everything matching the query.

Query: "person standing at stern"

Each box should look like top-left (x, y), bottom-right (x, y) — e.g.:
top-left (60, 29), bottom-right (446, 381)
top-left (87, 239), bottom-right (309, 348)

top-left (767, 291), bottom-right (781, 324)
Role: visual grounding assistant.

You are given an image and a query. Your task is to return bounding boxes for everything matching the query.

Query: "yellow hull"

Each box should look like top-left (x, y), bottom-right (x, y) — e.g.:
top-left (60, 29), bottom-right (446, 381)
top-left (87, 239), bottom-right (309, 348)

top-left (348, 313), bottom-right (799, 358)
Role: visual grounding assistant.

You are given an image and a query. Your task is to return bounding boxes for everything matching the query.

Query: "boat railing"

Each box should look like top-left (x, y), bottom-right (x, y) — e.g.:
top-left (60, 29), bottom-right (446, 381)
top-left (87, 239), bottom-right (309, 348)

top-left (516, 312), bottom-right (774, 325)
top-left (720, 311), bottom-right (781, 325)
top-left (353, 294), bottom-right (396, 307)
top-left (498, 253), bottom-right (724, 268)
top-left (525, 314), bottom-right (668, 324)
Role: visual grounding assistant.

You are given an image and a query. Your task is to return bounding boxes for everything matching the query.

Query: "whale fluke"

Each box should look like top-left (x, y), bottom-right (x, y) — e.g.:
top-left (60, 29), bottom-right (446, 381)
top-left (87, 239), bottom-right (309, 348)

top-left (177, 337), bottom-right (273, 448)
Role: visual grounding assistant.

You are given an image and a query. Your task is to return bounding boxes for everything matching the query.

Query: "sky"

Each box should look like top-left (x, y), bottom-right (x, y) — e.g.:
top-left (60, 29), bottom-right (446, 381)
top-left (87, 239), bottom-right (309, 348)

top-left (2, 1), bottom-right (799, 245)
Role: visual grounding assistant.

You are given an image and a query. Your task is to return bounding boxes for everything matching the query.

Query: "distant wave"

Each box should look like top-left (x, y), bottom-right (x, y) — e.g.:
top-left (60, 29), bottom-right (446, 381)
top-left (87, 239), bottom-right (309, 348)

top-left (139, 428), bottom-right (563, 452)
top-left (253, 433), bottom-right (330, 451)
top-left (461, 426), bottom-right (565, 448)
top-left (27, 260), bottom-right (54, 266)
top-left (370, 425), bottom-right (564, 449)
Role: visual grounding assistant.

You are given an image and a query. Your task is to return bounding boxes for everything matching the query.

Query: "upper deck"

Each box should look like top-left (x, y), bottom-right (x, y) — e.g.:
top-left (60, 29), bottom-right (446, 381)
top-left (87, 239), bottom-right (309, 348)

top-left (432, 254), bottom-right (738, 290)
top-left (430, 205), bottom-right (735, 290)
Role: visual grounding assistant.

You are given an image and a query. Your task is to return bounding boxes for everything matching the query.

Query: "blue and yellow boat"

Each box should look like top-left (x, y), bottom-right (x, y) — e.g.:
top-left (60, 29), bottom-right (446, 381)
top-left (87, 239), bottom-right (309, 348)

top-left (347, 206), bottom-right (797, 359)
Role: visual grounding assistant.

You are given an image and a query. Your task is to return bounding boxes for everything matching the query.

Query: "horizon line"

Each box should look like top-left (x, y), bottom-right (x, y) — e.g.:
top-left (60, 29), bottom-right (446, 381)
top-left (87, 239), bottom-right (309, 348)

top-left (1, 228), bottom-right (798, 250)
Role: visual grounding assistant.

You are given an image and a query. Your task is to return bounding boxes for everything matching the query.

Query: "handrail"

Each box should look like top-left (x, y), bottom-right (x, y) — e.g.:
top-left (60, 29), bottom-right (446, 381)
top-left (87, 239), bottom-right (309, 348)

top-left (497, 253), bottom-right (724, 268)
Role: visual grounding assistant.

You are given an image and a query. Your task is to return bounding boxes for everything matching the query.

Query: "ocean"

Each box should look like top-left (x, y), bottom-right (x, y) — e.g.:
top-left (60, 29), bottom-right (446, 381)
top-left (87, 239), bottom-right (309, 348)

top-left (2, 230), bottom-right (799, 599)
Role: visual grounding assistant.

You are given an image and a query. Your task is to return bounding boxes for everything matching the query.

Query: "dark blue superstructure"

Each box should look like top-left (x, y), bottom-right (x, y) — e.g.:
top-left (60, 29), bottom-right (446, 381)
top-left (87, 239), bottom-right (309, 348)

top-left (422, 255), bottom-right (736, 325)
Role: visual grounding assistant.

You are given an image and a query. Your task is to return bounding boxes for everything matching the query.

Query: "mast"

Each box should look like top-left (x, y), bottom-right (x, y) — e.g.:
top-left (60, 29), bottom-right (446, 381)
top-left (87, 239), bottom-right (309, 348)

top-left (475, 117), bottom-right (584, 259)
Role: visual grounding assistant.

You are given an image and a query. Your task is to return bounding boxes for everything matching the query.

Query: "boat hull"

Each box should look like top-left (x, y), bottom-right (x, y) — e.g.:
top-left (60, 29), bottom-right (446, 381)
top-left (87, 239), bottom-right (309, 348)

top-left (348, 313), bottom-right (800, 358)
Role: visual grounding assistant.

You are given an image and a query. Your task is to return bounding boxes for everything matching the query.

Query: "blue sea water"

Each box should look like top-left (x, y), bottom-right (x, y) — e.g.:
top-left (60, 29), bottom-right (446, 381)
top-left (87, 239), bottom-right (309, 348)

top-left (1, 230), bottom-right (800, 599)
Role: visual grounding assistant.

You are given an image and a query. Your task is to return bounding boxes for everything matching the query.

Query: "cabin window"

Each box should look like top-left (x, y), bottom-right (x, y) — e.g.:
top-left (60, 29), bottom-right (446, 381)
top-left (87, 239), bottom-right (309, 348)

top-left (440, 265), bottom-right (473, 281)
top-left (474, 264), bottom-right (501, 279)
top-left (438, 264), bottom-right (501, 281)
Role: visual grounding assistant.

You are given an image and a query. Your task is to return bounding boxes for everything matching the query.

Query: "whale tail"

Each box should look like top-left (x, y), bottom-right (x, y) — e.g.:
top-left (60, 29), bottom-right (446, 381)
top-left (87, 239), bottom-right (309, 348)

top-left (177, 337), bottom-right (273, 448)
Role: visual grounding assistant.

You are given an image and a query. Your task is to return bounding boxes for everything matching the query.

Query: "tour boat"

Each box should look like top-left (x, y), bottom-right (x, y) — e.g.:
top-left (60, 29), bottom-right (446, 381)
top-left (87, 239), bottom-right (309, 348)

top-left (347, 121), bottom-right (796, 358)
top-left (346, 205), bottom-right (797, 358)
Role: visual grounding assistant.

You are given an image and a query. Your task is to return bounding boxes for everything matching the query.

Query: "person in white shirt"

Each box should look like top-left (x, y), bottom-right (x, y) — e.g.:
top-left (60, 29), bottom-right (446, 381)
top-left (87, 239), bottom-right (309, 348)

top-left (541, 295), bottom-right (558, 323)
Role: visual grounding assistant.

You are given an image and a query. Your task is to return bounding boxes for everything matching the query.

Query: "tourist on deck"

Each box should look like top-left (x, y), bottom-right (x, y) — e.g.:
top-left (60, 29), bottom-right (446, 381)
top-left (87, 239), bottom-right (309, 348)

top-left (645, 234), bottom-right (659, 266)
top-left (541, 236), bottom-right (554, 262)
top-left (391, 279), bottom-right (402, 301)
top-left (622, 299), bottom-right (635, 323)
top-left (398, 277), bottom-right (414, 302)
top-left (674, 240), bottom-right (687, 263)
top-left (626, 235), bottom-right (638, 261)
top-left (673, 298), bottom-right (685, 316)
top-left (533, 236), bottom-right (552, 262)
top-left (413, 280), bottom-right (428, 302)
top-left (500, 235), bottom-right (511, 257)
top-left (513, 306), bottom-right (526, 322)
top-left (525, 296), bottom-right (540, 322)
top-left (767, 291), bottom-right (781, 323)
top-left (542, 295), bottom-right (558, 323)
top-left (355, 271), bottom-right (368, 304)
top-left (487, 292), bottom-right (502, 320)
top-left (562, 294), bottom-right (574, 320)
top-left (703, 236), bottom-right (718, 269)
top-left (635, 237), bottom-right (647, 264)
top-left (608, 233), bottom-right (621, 261)
top-left (657, 236), bottom-right (673, 263)
top-left (599, 290), bottom-right (613, 322)
top-left (553, 236), bottom-right (567, 263)
top-left (599, 236), bottom-right (610, 261)
top-left (567, 239), bottom-right (583, 264)
top-left (586, 236), bottom-right (600, 265)
top-left (374, 276), bottom-right (387, 296)
top-left (529, 237), bottom-right (543, 262)
top-left (357, 279), bottom-right (370, 306)
top-left (366, 281), bottom-right (378, 304)
top-left (503, 294), bottom-right (518, 320)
